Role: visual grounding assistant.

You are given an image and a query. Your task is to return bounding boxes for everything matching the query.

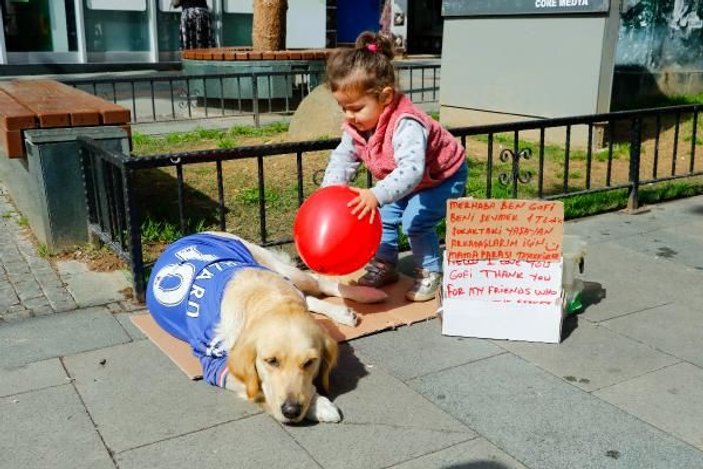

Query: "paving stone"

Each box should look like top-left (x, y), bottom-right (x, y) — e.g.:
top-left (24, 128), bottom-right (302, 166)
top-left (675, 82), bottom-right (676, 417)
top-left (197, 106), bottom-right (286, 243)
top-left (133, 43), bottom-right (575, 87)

top-left (0, 307), bottom-right (130, 367)
top-left (0, 386), bottom-right (114, 469)
top-left (63, 340), bottom-right (260, 453)
top-left (1, 305), bottom-right (31, 322)
top-left (565, 198), bottom-right (703, 246)
top-left (24, 297), bottom-right (54, 316)
top-left (287, 423), bottom-right (473, 469)
top-left (25, 258), bottom-right (54, 272)
top-left (4, 261), bottom-right (30, 279)
top-left (330, 345), bottom-right (473, 433)
top-left (13, 278), bottom-right (44, 301)
top-left (114, 313), bottom-right (146, 341)
top-left (602, 302), bottom-right (703, 368)
top-left (52, 299), bottom-right (80, 313)
top-left (0, 358), bottom-right (68, 397)
top-left (410, 353), bottom-right (703, 468)
top-left (594, 362), bottom-right (703, 451)
top-left (613, 225), bottom-right (703, 271)
top-left (116, 414), bottom-right (317, 469)
top-left (56, 261), bottom-right (131, 308)
top-left (566, 211), bottom-right (666, 244)
top-left (43, 285), bottom-right (78, 311)
top-left (496, 320), bottom-right (680, 392)
top-left (0, 243), bottom-right (22, 258)
top-left (33, 268), bottom-right (67, 287)
top-left (391, 437), bottom-right (528, 469)
top-left (574, 241), bottom-right (701, 322)
top-left (0, 285), bottom-right (19, 309)
top-left (351, 319), bottom-right (504, 381)
top-left (55, 259), bottom-right (91, 275)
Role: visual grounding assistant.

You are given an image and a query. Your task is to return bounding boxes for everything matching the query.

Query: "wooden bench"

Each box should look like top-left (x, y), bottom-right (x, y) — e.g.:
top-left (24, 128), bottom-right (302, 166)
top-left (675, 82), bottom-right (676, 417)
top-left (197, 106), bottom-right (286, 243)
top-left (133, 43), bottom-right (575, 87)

top-left (0, 79), bottom-right (131, 158)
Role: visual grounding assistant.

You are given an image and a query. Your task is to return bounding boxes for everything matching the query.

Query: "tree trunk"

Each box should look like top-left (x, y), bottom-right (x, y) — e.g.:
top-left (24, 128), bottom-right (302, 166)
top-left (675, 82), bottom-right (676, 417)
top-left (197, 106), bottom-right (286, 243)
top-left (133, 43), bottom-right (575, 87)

top-left (252, 0), bottom-right (288, 51)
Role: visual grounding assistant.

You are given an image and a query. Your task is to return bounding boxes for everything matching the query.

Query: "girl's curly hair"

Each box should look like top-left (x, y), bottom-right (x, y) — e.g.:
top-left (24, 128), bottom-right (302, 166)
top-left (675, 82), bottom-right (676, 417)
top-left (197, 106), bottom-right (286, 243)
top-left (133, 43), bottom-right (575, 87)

top-left (325, 31), bottom-right (397, 96)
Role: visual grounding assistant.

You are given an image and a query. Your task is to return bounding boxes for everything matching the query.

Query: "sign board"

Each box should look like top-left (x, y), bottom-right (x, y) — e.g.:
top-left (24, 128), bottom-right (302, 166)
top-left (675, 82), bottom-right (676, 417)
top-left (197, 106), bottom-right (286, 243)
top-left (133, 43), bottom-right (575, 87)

top-left (441, 198), bottom-right (565, 343)
top-left (446, 199), bottom-right (563, 262)
top-left (444, 258), bottom-right (562, 304)
top-left (442, 0), bottom-right (610, 17)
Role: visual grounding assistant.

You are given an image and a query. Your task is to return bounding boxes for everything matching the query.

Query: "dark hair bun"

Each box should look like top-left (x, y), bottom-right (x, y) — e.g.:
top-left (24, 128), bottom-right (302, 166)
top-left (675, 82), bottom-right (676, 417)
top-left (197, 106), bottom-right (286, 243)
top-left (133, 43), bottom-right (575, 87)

top-left (354, 31), bottom-right (395, 60)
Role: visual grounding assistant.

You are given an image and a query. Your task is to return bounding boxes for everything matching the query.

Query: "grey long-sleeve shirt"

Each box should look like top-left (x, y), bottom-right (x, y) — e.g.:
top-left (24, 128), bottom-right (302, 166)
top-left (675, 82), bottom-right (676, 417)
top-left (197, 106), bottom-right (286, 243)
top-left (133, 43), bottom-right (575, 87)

top-left (321, 118), bottom-right (429, 206)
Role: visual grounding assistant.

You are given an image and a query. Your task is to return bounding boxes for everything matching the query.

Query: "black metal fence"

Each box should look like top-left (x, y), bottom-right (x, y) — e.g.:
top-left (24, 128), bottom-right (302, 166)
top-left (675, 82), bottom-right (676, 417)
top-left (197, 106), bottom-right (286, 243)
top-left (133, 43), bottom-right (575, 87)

top-left (64, 63), bottom-right (439, 127)
top-left (78, 104), bottom-right (703, 301)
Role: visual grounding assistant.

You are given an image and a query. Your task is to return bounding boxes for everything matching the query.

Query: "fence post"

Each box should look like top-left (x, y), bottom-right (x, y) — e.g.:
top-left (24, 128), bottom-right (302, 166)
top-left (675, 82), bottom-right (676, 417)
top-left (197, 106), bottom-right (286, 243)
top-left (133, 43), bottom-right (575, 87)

top-left (122, 166), bottom-right (146, 302)
top-left (627, 117), bottom-right (642, 211)
top-left (252, 73), bottom-right (260, 128)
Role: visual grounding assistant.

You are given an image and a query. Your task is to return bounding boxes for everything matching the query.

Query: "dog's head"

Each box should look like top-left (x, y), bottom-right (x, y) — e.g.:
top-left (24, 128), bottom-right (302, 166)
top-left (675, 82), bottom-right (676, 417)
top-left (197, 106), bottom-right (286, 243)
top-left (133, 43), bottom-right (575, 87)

top-left (228, 306), bottom-right (338, 424)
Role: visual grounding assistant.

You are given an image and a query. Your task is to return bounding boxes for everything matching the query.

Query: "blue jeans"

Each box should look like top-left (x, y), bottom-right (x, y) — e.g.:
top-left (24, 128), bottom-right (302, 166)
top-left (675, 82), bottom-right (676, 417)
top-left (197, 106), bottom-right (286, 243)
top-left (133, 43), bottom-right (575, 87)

top-left (375, 162), bottom-right (468, 273)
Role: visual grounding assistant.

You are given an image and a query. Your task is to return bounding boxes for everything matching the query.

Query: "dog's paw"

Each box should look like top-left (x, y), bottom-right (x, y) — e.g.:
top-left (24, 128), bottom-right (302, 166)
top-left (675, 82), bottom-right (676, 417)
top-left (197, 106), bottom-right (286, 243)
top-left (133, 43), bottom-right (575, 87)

top-left (332, 305), bottom-right (358, 327)
top-left (307, 395), bottom-right (342, 423)
top-left (339, 284), bottom-right (388, 304)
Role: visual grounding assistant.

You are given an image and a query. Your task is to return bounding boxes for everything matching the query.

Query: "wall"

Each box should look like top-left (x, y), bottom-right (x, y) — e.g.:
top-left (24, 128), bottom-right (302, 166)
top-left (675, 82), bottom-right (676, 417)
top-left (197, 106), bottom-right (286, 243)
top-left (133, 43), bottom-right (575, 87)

top-left (614, 0), bottom-right (703, 101)
top-left (439, 0), bottom-right (621, 146)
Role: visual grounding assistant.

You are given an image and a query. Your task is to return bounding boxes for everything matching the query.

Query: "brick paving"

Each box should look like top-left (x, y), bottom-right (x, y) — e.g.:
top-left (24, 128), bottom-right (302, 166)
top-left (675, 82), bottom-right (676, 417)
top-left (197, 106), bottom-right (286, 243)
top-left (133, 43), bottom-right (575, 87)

top-left (0, 182), bottom-right (79, 322)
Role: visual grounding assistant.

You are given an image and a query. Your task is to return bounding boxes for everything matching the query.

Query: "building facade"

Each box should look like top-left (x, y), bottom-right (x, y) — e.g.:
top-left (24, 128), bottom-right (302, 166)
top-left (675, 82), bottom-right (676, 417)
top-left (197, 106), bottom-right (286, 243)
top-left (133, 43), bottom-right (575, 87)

top-left (0, 0), bottom-right (326, 66)
top-left (0, 0), bottom-right (444, 67)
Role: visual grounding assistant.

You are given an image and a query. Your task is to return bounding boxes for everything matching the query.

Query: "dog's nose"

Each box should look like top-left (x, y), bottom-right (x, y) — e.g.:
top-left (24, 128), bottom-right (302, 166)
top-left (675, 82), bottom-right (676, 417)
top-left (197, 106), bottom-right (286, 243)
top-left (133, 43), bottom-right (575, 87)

top-left (281, 400), bottom-right (302, 420)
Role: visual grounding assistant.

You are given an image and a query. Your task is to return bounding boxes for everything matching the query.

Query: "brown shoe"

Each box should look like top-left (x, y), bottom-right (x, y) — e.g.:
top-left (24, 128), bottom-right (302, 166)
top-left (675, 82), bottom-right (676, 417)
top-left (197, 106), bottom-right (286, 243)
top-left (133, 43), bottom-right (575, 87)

top-left (357, 258), bottom-right (399, 288)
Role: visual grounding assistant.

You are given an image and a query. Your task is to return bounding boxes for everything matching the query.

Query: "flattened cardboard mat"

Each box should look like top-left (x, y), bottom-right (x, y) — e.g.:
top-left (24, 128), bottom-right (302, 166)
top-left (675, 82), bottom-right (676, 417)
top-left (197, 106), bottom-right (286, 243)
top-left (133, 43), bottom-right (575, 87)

top-left (131, 273), bottom-right (438, 380)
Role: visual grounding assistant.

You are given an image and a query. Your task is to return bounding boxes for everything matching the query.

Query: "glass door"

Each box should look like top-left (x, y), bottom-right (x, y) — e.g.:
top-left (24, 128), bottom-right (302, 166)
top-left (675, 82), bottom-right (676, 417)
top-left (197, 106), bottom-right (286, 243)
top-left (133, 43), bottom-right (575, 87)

top-left (1, 0), bottom-right (79, 63)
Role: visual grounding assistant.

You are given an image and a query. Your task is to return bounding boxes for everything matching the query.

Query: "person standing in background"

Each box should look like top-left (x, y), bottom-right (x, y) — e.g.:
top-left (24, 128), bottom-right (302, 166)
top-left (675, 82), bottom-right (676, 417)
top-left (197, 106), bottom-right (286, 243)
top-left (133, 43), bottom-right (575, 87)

top-left (174, 0), bottom-right (215, 50)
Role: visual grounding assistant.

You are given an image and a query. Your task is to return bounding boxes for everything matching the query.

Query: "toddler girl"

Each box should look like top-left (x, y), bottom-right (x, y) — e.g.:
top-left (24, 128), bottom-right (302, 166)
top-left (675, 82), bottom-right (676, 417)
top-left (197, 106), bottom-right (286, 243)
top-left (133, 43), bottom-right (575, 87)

top-left (321, 31), bottom-right (468, 302)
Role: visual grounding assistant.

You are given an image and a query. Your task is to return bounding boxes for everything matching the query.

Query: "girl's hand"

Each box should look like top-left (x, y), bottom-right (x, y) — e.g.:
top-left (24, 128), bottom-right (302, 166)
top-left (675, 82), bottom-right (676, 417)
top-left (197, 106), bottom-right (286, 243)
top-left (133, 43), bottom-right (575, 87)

top-left (347, 187), bottom-right (379, 223)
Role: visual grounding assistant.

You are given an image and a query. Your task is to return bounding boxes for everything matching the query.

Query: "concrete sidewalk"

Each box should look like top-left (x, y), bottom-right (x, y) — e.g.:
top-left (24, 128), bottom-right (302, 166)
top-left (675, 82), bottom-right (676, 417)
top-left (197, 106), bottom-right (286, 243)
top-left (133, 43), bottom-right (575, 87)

top-left (2, 190), bottom-right (703, 468)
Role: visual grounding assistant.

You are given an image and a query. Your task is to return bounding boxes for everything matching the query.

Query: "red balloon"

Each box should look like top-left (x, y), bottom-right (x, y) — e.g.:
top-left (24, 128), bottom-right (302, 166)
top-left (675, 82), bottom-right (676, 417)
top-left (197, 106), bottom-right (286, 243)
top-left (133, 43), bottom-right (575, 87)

top-left (294, 185), bottom-right (382, 275)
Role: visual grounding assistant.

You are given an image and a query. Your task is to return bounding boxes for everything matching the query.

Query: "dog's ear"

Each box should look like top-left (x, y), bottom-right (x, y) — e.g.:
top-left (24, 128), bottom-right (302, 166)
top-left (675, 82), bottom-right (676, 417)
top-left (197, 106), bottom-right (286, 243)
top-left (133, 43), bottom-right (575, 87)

top-left (228, 338), bottom-right (260, 400)
top-left (316, 333), bottom-right (338, 394)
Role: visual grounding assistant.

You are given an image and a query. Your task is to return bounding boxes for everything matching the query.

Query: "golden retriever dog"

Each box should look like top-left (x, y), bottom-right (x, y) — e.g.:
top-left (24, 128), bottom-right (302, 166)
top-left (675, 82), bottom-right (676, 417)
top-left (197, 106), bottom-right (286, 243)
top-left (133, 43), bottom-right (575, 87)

top-left (146, 231), bottom-right (386, 423)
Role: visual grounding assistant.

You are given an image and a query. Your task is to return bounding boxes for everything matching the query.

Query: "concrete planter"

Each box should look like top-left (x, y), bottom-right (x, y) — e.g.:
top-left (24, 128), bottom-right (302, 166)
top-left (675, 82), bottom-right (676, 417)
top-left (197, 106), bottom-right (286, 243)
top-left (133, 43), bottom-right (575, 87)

top-left (0, 127), bottom-right (129, 251)
top-left (181, 48), bottom-right (329, 100)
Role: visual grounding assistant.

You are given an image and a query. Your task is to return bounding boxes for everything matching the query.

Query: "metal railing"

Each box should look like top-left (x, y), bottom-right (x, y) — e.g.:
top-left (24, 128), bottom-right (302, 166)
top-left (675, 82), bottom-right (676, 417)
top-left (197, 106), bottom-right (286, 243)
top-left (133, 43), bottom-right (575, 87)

top-left (78, 104), bottom-right (703, 301)
top-left (64, 63), bottom-right (440, 127)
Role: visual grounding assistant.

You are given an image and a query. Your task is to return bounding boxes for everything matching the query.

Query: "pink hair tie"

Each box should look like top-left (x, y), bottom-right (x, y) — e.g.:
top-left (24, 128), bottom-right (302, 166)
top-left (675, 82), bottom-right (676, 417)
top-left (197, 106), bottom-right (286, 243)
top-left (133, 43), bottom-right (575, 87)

top-left (367, 44), bottom-right (379, 53)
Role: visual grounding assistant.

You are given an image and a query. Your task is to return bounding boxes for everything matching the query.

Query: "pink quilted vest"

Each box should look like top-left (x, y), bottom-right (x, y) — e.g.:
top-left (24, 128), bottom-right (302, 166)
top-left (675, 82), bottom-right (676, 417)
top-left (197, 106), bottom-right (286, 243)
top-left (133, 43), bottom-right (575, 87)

top-left (343, 93), bottom-right (466, 191)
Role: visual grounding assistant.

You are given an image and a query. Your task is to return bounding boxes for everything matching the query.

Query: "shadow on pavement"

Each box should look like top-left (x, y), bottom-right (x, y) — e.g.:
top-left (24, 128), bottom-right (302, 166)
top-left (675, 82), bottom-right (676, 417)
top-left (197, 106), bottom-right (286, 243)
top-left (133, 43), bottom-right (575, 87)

top-left (562, 281), bottom-right (606, 340)
top-left (329, 343), bottom-right (369, 400)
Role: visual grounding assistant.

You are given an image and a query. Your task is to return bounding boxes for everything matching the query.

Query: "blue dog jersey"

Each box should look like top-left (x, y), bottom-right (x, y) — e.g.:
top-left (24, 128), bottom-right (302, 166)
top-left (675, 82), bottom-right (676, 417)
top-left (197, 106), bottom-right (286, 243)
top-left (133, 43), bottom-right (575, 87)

top-left (146, 233), bottom-right (268, 387)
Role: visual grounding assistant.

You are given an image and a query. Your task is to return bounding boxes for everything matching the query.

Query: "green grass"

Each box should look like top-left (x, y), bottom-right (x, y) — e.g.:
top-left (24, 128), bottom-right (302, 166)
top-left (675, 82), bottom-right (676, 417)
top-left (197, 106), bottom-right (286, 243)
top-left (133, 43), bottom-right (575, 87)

top-left (37, 244), bottom-right (51, 258)
top-left (140, 218), bottom-right (207, 244)
top-left (237, 187), bottom-right (281, 206)
top-left (131, 122), bottom-right (290, 156)
top-left (561, 180), bottom-right (703, 219)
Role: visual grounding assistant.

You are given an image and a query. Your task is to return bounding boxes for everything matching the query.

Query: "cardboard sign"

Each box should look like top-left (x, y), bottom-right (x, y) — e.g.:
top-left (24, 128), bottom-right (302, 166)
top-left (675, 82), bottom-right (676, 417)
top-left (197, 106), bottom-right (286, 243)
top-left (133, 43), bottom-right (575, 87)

top-left (444, 258), bottom-right (562, 304)
top-left (446, 199), bottom-right (564, 262)
top-left (441, 198), bottom-right (565, 343)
